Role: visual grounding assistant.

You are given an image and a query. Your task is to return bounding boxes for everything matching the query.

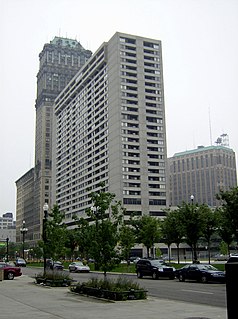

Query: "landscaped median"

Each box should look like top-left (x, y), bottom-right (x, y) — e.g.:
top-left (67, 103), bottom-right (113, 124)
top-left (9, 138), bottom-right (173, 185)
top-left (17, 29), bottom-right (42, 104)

top-left (69, 277), bottom-right (147, 301)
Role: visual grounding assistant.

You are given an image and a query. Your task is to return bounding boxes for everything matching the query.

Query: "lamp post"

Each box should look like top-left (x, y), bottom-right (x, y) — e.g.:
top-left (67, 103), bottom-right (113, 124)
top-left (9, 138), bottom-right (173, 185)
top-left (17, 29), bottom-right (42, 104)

top-left (190, 194), bottom-right (197, 262)
top-left (43, 203), bottom-right (49, 274)
top-left (20, 221), bottom-right (28, 259)
top-left (6, 237), bottom-right (9, 262)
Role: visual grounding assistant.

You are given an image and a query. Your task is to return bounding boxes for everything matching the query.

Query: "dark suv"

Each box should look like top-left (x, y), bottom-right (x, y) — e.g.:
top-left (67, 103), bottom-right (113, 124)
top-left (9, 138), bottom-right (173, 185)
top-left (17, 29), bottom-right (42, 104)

top-left (136, 259), bottom-right (175, 280)
top-left (226, 254), bottom-right (238, 263)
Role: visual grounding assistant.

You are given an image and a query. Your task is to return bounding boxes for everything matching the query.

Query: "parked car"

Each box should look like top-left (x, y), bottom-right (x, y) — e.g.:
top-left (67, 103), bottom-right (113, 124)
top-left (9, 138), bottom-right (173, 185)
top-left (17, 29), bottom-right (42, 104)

top-left (15, 258), bottom-right (27, 267)
top-left (226, 254), bottom-right (238, 263)
top-left (129, 256), bottom-right (141, 264)
top-left (162, 255), bottom-right (175, 262)
top-left (213, 254), bottom-right (228, 261)
top-left (46, 259), bottom-right (64, 270)
top-left (68, 261), bottom-right (90, 273)
top-left (136, 259), bottom-right (175, 279)
top-left (176, 263), bottom-right (226, 283)
top-left (0, 262), bottom-right (22, 280)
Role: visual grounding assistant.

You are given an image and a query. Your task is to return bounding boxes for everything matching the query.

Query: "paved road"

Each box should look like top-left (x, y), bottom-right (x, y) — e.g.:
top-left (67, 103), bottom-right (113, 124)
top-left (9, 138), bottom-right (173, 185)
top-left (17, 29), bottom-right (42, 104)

top-left (22, 267), bottom-right (226, 308)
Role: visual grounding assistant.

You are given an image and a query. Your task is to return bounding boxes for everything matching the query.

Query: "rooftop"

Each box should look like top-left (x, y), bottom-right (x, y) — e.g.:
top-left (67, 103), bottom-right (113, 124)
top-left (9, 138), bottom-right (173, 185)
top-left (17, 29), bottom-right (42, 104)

top-left (172, 145), bottom-right (233, 158)
top-left (50, 36), bottom-right (82, 48)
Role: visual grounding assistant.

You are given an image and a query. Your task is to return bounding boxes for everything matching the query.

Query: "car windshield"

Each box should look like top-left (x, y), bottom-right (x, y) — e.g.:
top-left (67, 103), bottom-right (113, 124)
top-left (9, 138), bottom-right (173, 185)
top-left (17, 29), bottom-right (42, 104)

top-left (75, 262), bottom-right (84, 266)
top-left (196, 264), bottom-right (218, 271)
top-left (150, 260), bottom-right (164, 267)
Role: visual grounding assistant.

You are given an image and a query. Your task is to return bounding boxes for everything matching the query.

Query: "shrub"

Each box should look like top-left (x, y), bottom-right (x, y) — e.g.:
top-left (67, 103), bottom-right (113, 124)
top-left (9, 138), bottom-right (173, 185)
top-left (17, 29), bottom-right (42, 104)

top-left (35, 269), bottom-right (73, 286)
top-left (35, 269), bottom-right (72, 281)
top-left (70, 276), bottom-right (147, 300)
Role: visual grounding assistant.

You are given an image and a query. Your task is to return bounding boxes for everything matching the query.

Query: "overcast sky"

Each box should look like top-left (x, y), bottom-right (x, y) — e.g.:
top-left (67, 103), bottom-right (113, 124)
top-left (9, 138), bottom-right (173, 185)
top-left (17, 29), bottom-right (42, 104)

top-left (1, 0), bottom-right (237, 218)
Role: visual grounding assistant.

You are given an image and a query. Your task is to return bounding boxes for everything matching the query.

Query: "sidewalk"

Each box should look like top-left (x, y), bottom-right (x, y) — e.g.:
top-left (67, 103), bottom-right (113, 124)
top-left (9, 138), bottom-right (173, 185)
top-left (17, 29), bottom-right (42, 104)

top-left (0, 275), bottom-right (226, 319)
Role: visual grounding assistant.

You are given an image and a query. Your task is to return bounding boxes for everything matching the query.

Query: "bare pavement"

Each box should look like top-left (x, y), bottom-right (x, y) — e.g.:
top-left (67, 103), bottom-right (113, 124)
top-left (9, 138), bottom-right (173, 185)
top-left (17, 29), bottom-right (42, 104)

top-left (0, 274), bottom-right (226, 319)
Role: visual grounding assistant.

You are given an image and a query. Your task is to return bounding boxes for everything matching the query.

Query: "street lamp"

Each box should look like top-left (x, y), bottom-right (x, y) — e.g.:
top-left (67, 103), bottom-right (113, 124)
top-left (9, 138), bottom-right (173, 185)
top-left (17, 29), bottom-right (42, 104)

top-left (43, 203), bottom-right (49, 274)
top-left (20, 221), bottom-right (28, 259)
top-left (190, 194), bottom-right (198, 262)
top-left (6, 237), bottom-right (9, 262)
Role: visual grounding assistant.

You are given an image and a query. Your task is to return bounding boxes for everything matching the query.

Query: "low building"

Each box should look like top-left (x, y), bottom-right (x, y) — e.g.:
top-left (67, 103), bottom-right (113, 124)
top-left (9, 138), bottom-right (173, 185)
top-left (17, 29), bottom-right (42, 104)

top-left (168, 145), bottom-right (237, 207)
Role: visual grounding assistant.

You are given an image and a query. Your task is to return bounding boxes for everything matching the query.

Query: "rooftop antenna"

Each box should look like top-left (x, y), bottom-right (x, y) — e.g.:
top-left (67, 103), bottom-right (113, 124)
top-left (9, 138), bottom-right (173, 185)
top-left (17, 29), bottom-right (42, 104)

top-left (209, 107), bottom-right (213, 146)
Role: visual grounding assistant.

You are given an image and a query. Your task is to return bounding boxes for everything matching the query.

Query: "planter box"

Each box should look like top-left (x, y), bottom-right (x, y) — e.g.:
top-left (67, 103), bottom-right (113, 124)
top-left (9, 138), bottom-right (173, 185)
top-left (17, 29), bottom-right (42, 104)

top-left (70, 284), bottom-right (147, 301)
top-left (35, 277), bottom-right (72, 287)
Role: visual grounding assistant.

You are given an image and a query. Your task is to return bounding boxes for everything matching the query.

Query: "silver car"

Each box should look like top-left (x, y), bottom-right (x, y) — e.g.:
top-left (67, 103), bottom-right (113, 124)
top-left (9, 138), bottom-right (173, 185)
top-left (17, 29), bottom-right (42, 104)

top-left (68, 261), bottom-right (90, 273)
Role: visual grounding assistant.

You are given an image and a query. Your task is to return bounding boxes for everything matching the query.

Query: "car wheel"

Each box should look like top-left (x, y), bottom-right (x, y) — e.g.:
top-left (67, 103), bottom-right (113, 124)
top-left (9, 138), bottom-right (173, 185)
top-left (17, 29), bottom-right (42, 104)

top-left (137, 271), bottom-right (143, 279)
top-left (152, 272), bottom-right (158, 280)
top-left (7, 272), bottom-right (15, 280)
top-left (179, 274), bottom-right (185, 282)
top-left (201, 276), bottom-right (207, 283)
top-left (169, 275), bottom-right (175, 280)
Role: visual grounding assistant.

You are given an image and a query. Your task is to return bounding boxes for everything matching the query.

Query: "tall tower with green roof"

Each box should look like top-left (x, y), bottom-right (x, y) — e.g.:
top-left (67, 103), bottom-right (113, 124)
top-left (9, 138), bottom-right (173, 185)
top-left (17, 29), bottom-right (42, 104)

top-left (16, 37), bottom-right (92, 244)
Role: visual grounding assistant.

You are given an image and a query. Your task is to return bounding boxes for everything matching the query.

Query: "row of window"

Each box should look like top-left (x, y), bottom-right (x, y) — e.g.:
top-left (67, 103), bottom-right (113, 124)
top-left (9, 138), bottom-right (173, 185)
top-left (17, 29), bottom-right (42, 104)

top-left (171, 151), bottom-right (236, 173)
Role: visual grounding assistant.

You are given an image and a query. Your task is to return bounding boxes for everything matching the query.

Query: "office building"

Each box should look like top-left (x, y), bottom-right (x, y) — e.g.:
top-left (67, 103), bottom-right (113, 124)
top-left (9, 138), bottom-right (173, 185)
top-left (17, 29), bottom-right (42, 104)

top-left (0, 212), bottom-right (16, 244)
top-left (52, 32), bottom-right (168, 224)
top-left (16, 37), bottom-right (92, 244)
top-left (15, 169), bottom-right (34, 242)
top-left (168, 145), bottom-right (237, 207)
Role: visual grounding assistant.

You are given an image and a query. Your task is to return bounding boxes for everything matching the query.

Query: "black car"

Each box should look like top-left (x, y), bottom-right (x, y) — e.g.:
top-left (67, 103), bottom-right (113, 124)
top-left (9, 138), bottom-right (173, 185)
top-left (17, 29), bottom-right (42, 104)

top-left (176, 263), bottom-right (226, 283)
top-left (136, 259), bottom-right (175, 279)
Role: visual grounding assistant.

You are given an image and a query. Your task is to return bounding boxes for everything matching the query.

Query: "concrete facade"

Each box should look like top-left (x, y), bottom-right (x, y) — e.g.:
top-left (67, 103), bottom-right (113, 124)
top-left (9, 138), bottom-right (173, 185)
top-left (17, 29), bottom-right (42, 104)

top-left (15, 169), bottom-right (34, 242)
top-left (0, 212), bottom-right (16, 244)
top-left (168, 145), bottom-right (237, 207)
top-left (15, 37), bottom-right (92, 244)
top-left (52, 32), bottom-right (168, 225)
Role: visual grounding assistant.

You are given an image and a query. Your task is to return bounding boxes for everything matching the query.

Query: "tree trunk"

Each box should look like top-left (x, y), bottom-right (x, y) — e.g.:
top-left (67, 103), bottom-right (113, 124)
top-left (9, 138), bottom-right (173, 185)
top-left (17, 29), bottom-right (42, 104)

top-left (176, 244), bottom-right (180, 264)
top-left (146, 246), bottom-right (150, 258)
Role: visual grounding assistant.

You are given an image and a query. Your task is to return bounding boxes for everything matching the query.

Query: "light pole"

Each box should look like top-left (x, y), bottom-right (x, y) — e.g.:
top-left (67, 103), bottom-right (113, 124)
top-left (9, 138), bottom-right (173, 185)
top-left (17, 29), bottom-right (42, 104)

top-left (20, 221), bottom-right (28, 259)
top-left (190, 194), bottom-right (197, 262)
top-left (6, 237), bottom-right (9, 262)
top-left (43, 203), bottom-right (49, 274)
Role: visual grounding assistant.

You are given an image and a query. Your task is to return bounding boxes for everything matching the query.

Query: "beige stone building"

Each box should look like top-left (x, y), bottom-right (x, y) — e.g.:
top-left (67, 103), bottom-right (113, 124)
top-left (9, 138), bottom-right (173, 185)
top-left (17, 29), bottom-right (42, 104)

top-left (16, 37), bottom-right (92, 244)
top-left (168, 145), bottom-right (237, 207)
top-left (52, 32), bottom-right (168, 225)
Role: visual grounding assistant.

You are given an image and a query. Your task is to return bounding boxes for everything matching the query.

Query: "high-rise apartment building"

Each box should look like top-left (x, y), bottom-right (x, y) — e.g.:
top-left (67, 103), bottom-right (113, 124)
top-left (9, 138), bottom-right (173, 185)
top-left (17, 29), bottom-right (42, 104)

top-left (52, 32), bottom-right (168, 224)
top-left (16, 37), bottom-right (92, 244)
top-left (168, 145), bottom-right (237, 207)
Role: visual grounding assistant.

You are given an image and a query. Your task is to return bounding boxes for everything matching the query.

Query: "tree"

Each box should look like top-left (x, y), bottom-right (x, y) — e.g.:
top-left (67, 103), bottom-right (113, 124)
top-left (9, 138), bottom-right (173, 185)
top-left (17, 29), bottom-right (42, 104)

top-left (40, 204), bottom-right (68, 260)
top-left (132, 215), bottom-right (161, 258)
top-left (72, 217), bottom-right (95, 260)
top-left (161, 209), bottom-right (184, 263)
top-left (200, 205), bottom-right (219, 264)
top-left (119, 225), bottom-right (135, 266)
top-left (217, 187), bottom-right (238, 244)
top-left (215, 207), bottom-right (234, 255)
top-left (86, 186), bottom-right (124, 276)
top-left (178, 202), bottom-right (206, 262)
top-left (161, 213), bottom-right (174, 262)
